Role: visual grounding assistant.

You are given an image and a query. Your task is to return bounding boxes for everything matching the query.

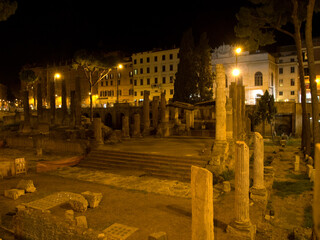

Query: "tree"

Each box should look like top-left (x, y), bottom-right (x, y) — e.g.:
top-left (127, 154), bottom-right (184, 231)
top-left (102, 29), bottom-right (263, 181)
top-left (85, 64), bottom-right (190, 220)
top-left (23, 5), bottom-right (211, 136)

top-left (251, 90), bottom-right (277, 136)
top-left (194, 32), bottom-right (214, 102)
top-left (0, 0), bottom-right (17, 22)
top-left (235, 0), bottom-right (312, 153)
top-left (19, 68), bottom-right (38, 108)
top-left (72, 49), bottom-right (118, 121)
top-left (305, 0), bottom-right (320, 149)
top-left (173, 28), bottom-right (198, 103)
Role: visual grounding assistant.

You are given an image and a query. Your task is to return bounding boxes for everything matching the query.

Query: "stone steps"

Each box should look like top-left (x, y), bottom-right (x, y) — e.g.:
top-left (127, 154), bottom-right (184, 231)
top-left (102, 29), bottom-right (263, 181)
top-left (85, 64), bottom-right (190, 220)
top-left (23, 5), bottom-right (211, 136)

top-left (78, 149), bottom-right (207, 181)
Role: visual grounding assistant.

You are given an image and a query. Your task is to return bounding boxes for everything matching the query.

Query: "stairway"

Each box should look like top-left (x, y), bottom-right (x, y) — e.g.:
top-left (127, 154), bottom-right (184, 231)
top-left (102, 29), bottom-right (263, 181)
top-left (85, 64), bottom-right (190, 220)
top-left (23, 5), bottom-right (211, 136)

top-left (78, 149), bottom-right (207, 181)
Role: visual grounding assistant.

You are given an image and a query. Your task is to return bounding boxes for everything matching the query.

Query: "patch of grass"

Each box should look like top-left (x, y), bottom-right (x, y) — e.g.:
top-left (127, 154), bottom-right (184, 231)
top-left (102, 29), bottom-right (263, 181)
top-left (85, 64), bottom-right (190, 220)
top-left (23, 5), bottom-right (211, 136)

top-left (304, 204), bottom-right (313, 228)
top-left (286, 173), bottom-right (309, 181)
top-left (286, 139), bottom-right (301, 147)
top-left (272, 179), bottom-right (313, 198)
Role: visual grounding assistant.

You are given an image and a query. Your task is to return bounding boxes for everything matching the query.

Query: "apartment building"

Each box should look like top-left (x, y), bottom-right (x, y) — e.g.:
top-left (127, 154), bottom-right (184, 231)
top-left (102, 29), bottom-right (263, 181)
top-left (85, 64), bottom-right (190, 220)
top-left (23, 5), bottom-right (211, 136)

top-left (212, 44), bottom-right (277, 104)
top-left (212, 41), bottom-right (320, 104)
top-left (131, 48), bottom-right (180, 103)
top-left (97, 59), bottom-right (134, 106)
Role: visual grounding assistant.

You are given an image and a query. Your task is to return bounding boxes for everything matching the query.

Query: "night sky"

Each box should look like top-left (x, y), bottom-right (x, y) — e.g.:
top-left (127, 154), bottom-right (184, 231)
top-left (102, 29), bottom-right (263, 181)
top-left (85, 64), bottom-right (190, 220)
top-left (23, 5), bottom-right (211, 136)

top-left (0, 0), bottom-right (245, 94)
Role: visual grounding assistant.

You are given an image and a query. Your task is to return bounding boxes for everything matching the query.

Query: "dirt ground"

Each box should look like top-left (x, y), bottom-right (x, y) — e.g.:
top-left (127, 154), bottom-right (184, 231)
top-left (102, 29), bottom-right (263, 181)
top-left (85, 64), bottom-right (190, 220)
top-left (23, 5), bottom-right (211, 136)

top-left (0, 138), bottom-right (314, 240)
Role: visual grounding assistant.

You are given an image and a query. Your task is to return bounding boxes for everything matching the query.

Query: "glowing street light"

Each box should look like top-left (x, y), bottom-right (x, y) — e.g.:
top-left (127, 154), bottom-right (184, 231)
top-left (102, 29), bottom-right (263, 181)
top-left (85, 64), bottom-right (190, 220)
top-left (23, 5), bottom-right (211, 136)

top-left (233, 68), bottom-right (240, 77)
top-left (235, 47), bottom-right (242, 54)
top-left (116, 64), bottom-right (123, 103)
top-left (54, 73), bottom-right (61, 79)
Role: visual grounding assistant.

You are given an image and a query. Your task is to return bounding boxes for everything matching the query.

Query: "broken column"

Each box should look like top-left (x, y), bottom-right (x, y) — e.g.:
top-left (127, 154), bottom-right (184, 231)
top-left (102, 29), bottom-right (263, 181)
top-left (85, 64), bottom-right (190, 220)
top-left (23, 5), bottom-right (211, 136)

top-left (142, 90), bottom-right (150, 136)
top-left (207, 64), bottom-right (228, 173)
top-left (227, 141), bottom-right (256, 239)
top-left (314, 144), bottom-right (320, 239)
top-left (250, 132), bottom-right (267, 202)
top-left (122, 115), bottom-right (130, 138)
top-left (294, 155), bottom-right (300, 172)
top-left (93, 118), bottom-right (103, 144)
top-left (157, 92), bottom-right (170, 137)
top-left (152, 96), bottom-right (159, 128)
top-left (191, 166), bottom-right (214, 240)
top-left (132, 113), bottom-right (141, 137)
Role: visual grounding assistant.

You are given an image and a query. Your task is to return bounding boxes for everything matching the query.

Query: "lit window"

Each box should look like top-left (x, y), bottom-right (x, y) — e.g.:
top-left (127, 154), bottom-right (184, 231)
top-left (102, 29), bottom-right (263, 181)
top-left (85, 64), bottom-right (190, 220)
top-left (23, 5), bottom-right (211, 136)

top-left (279, 79), bottom-right (283, 87)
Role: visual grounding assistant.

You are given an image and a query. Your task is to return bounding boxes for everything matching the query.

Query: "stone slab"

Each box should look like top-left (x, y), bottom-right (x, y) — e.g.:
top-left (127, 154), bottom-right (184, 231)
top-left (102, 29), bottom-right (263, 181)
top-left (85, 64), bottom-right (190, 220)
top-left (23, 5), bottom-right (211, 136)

top-left (148, 231), bottom-right (167, 240)
top-left (103, 223), bottom-right (138, 240)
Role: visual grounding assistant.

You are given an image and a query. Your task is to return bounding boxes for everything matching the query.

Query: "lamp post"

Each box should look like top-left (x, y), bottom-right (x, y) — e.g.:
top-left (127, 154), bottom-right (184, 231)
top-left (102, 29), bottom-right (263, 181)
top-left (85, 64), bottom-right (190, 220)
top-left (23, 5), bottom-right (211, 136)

top-left (234, 47), bottom-right (242, 85)
top-left (116, 64), bottom-right (123, 104)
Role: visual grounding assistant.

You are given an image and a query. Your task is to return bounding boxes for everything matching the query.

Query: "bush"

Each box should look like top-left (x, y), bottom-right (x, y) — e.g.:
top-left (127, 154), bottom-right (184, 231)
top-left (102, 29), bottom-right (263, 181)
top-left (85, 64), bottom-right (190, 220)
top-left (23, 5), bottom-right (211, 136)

top-left (220, 169), bottom-right (235, 181)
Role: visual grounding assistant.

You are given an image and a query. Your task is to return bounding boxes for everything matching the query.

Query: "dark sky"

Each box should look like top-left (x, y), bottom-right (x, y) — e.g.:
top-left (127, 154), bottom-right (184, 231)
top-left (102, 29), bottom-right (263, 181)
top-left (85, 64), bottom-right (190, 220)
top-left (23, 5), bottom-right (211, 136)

top-left (0, 0), bottom-right (244, 92)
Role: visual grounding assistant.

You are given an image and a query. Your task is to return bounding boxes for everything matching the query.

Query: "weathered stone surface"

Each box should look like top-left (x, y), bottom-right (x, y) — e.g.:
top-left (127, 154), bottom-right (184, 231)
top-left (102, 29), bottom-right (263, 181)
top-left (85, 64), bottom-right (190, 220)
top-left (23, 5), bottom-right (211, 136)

top-left (223, 181), bottom-right (231, 192)
top-left (69, 195), bottom-right (88, 212)
top-left (4, 189), bottom-right (25, 200)
top-left (227, 141), bottom-right (256, 240)
top-left (81, 191), bottom-right (103, 208)
top-left (215, 64), bottom-right (227, 141)
top-left (65, 210), bottom-right (74, 221)
top-left (314, 144), bottom-right (320, 239)
top-left (75, 216), bottom-right (88, 228)
top-left (93, 118), bottom-right (103, 144)
top-left (17, 179), bottom-right (36, 193)
top-left (148, 231), bottom-right (168, 240)
top-left (191, 166), bottom-right (214, 240)
top-left (307, 164), bottom-right (313, 178)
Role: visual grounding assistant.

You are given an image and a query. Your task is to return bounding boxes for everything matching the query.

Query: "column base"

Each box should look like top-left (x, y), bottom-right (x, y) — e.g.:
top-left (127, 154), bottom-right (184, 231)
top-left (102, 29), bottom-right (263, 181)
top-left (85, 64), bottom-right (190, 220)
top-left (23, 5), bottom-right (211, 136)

top-left (250, 187), bottom-right (268, 203)
top-left (226, 220), bottom-right (256, 240)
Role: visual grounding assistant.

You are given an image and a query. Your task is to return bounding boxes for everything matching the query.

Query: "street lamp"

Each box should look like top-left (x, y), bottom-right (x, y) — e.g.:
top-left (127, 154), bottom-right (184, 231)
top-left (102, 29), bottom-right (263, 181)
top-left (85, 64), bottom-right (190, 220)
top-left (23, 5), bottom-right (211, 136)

top-left (234, 47), bottom-right (242, 84)
top-left (116, 64), bottom-right (123, 103)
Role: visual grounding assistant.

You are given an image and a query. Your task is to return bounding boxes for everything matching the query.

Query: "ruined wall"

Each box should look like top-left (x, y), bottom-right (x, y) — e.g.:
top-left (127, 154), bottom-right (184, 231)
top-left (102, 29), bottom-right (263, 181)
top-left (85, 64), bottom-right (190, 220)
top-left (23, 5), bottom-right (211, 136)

top-left (14, 208), bottom-right (103, 240)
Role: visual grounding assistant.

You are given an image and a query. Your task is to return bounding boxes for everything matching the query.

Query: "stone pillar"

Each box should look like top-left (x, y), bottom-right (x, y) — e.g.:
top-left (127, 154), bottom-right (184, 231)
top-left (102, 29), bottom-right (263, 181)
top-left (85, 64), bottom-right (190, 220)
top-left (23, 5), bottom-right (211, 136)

top-left (186, 110), bottom-right (192, 130)
top-left (215, 64), bottom-right (226, 141)
top-left (49, 78), bottom-right (56, 125)
top-left (191, 166), bottom-right (214, 240)
top-left (227, 141), bottom-right (256, 239)
top-left (61, 78), bottom-right (68, 125)
top-left (250, 132), bottom-right (267, 202)
top-left (226, 98), bottom-right (233, 139)
top-left (314, 144), bottom-right (320, 239)
top-left (132, 113), bottom-right (141, 137)
top-left (23, 91), bottom-right (30, 125)
top-left (122, 115), bottom-right (130, 138)
top-left (152, 96), bottom-right (159, 128)
top-left (207, 64), bottom-right (228, 173)
top-left (93, 118), bottom-right (103, 144)
top-left (173, 108), bottom-right (180, 125)
top-left (143, 90), bottom-right (150, 135)
top-left (160, 92), bottom-right (167, 123)
top-left (294, 155), bottom-right (300, 172)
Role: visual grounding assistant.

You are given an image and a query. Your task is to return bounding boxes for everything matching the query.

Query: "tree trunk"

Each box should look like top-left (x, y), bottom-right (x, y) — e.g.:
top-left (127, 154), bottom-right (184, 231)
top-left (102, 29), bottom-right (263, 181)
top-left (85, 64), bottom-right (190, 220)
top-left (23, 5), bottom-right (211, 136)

top-left (305, 0), bottom-right (320, 149)
top-left (291, 0), bottom-right (311, 154)
top-left (37, 83), bottom-right (43, 121)
top-left (262, 119), bottom-right (265, 137)
top-left (23, 90), bottom-right (30, 125)
top-left (90, 85), bottom-right (93, 122)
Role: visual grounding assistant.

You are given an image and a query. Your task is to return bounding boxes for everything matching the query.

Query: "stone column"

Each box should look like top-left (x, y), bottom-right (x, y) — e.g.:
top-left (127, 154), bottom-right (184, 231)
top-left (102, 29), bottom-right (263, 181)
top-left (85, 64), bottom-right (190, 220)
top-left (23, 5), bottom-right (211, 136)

top-left (207, 64), bottom-right (228, 173)
top-left (173, 108), bottom-right (180, 125)
top-left (314, 144), bottom-right (320, 239)
top-left (132, 113), bottom-right (141, 137)
top-left (226, 98), bottom-right (233, 139)
top-left (93, 118), bottom-right (103, 144)
top-left (191, 166), bottom-right (214, 240)
top-left (49, 78), bottom-right (56, 125)
top-left (186, 110), bottom-right (192, 130)
top-left (227, 141), bottom-right (256, 240)
top-left (250, 132), bottom-right (267, 202)
top-left (122, 115), bottom-right (130, 138)
top-left (61, 77), bottom-right (68, 125)
top-left (160, 92), bottom-right (167, 123)
top-left (215, 64), bottom-right (226, 141)
top-left (294, 155), bottom-right (300, 172)
top-left (152, 96), bottom-right (159, 128)
top-left (142, 90), bottom-right (150, 135)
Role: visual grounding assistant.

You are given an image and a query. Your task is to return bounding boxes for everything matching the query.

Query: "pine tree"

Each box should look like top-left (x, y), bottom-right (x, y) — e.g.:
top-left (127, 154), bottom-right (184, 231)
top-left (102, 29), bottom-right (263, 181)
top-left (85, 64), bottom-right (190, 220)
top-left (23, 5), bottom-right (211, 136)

top-left (194, 32), bottom-right (213, 102)
top-left (173, 28), bottom-right (198, 103)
